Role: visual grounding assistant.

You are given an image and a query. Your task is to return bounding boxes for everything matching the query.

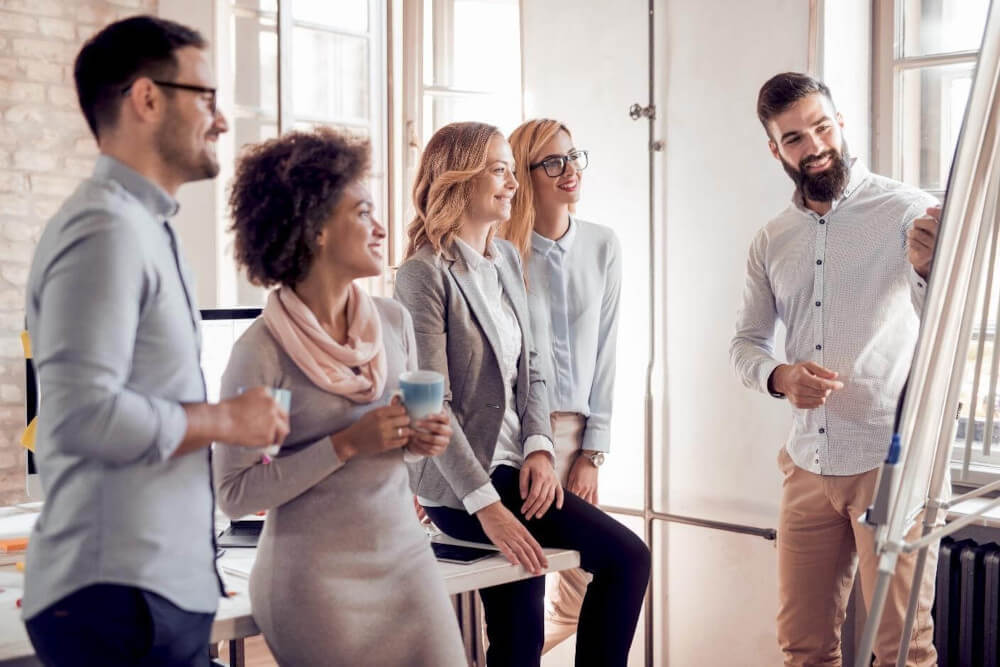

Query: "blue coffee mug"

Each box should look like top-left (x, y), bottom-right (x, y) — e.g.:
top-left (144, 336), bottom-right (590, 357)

top-left (394, 370), bottom-right (444, 420)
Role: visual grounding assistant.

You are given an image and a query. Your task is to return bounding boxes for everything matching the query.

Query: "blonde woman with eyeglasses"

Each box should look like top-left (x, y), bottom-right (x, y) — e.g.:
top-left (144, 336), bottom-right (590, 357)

top-left (394, 121), bottom-right (649, 667)
top-left (501, 118), bottom-right (624, 655)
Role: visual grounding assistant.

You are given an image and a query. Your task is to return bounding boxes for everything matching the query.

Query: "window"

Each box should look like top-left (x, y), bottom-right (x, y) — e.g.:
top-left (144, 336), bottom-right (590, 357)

top-left (218, 0), bottom-right (387, 301)
top-left (394, 0), bottom-right (522, 266)
top-left (876, 0), bottom-right (992, 483)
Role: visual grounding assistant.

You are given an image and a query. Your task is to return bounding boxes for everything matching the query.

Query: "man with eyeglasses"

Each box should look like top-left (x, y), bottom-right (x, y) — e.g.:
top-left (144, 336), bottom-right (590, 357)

top-left (22, 16), bottom-right (289, 666)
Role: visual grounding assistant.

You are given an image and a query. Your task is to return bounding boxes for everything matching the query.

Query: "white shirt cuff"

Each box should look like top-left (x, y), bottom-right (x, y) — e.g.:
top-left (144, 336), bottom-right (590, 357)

top-left (461, 482), bottom-right (502, 515)
top-left (402, 447), bottom-right (425, 464)
top-left (523, 434), bottom-right (555, 461)
top-left (908, 265), bottom-right (928, 312)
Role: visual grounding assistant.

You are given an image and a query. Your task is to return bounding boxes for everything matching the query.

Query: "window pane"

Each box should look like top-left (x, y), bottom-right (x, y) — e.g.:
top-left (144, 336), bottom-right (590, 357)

top-left (234, 117), bottom-right (278, 151)
top-left (422, 93), bottom-right (521, 138)
top-left (233, 14), bottom-right (277, 114)
top-left (292, 27), bottom-right (369, 122)
top-left (293, 0), bottom-right (368, 32)
top-left (902, 0), bottom-right (989, 57)
top-left (899, 62), bottom-right (975, 191)
top-left (233, 0), bottom-right (277, 13)
top-left (423, 0), bottom-right (521, 93)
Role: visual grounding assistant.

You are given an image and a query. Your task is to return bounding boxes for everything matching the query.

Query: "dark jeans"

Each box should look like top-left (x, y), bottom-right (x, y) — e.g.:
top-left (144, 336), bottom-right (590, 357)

top-left (25, 583), bottom-right (213, 667)
top-left (426, 464), bottom-right (650, 667)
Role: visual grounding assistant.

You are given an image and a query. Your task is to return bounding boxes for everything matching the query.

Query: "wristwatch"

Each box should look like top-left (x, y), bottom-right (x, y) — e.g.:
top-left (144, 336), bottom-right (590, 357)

top-left (583, 451), bottom-right (605, 468)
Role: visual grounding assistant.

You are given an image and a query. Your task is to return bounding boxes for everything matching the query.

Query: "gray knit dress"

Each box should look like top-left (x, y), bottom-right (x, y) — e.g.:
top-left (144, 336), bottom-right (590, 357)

top-left (213, 297), bottom-right (466, 667)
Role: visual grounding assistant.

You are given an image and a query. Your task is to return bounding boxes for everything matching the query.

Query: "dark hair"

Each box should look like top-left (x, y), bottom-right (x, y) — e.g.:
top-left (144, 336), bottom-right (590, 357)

top-left (756, 72), bottom-right (836, 133)
top-left (228, 127), bottom-right (371, 288)
top-left (74, 15), bottom-right (206, 139)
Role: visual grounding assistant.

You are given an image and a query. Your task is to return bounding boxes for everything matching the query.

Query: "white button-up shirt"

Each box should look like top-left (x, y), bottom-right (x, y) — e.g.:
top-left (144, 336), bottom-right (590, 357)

top-left (419, 238), bottom-right (553, 514)
top-left (526, 217), bottom-right (622, 452)
top-left (730, 161), bottom-right (936, 475)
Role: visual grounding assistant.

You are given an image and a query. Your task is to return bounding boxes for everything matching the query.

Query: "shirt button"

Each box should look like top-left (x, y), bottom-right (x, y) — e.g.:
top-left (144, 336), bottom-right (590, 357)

top-left (815, 344), bottom-right (822, 350)
top-left (819, 219), bottom-right (826, 225)
top-left (815, 301), bottom-right (821, 307)
top-left (917, 282), bottom-right (924, 288)
top-left (816, 259), bottom-right (823, 265)
top-left (819, 427), bottom-right (826, 434)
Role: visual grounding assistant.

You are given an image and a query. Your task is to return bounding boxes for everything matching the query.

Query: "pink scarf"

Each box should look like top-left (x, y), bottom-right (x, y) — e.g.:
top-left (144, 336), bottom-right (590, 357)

top-left (262, 285), bottom-right (387, 403)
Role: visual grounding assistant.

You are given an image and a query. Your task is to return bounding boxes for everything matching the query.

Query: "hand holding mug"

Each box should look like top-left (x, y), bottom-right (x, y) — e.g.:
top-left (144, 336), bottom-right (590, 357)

top-left (408, 412), bottom-right (452, 457)
top-left (331, 400), bottom-right (412, 462)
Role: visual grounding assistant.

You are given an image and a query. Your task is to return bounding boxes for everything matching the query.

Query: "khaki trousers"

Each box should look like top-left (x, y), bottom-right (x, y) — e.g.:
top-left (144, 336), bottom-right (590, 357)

top-left (542, 412), bottom-right (593, 654)
top-left (776, 447), bottom-right (940, 667)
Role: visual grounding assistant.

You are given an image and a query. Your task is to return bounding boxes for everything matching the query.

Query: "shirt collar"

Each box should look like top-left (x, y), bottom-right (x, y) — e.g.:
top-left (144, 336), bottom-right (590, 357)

top-left (530, 215), bottom-right (577, 258)
top-left (93, 154), bottom-right (180, 221)
top-left (791, 157), bottom-right (870, 215)
top-left (454, 236), bottom-right (501, 273)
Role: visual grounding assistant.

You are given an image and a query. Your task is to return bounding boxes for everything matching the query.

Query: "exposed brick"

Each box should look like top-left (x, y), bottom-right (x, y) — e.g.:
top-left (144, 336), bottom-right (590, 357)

top-left (31, 197), bottom-right (62, 221)
top-left (0, 383), bottom-right (21, 403)
top-left (18, 58), bottom-right (62, 82)
top-left (0, 80), bottom-right (44, 103)
top-left (4, 105), bottom-right (43, 124)
top-left (74, 137), bottom-right (98, 155)
top-left (0, 173), bottom-right (27, 193)
top-left (64, 156), bottom-right (95, 174)
top-left (36, 17), bottom-right (74, 40)
top-left (0, 57), bottom-right (16, 78)
top-left (13, 151), bottom-right (57, 172)
top-left (0, 11), bottom-right (36, 34)
top-left (0, 194), bottom-right (28, 217)
top-left (2, 220), bottom-right (35, 242)
top-left (0, 0), bottom-right (64, 18)
top-left (29, 173), bottom-right (77, 196)
top-left (11, 38), bottom-right (74, 63)
top-left (47, 84), bottom-right (76, 108)
top-left (0, 240), bottom-right (35, 263)
top-left (0, 287), bottom-right (23, 310)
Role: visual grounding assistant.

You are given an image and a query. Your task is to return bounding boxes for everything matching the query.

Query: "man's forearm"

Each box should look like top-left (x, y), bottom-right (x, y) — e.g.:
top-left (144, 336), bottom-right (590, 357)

top-left (172, 402), bottom-right (233, 458)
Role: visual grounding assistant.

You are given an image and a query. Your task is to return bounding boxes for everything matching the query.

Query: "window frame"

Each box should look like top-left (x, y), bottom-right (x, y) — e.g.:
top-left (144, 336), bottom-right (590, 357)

top-left (874, 0), bottom-right (997, 485)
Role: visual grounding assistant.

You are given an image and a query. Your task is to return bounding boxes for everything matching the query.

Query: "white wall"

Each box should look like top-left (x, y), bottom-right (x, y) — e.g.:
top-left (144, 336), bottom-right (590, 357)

top-left (656, 0), bottom-right (811, 663)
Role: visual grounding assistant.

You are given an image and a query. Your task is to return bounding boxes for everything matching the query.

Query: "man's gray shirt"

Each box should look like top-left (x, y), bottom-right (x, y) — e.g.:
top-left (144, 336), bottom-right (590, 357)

top-left (22, 155), bottom-right (219, 619)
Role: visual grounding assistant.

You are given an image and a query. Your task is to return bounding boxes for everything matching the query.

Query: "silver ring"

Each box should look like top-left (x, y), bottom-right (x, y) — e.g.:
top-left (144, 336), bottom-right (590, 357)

top-left (397, 427), bottom-right (403, 438)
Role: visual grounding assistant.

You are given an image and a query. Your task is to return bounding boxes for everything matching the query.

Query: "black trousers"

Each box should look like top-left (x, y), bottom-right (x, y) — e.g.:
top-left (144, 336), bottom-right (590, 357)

top-left (426, 464), bottom-right (650, 667)
top-left (25, 583), bottom-right (213, 667)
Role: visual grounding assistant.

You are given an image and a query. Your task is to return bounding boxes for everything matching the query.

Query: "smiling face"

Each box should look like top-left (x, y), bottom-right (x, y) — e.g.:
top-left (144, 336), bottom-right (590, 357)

top-left (767, 92), bottom-right (850, 203)
top-left (463, 133), bottom-right (518, 226)
top-left (154, 46), bottom-right (228, 184)
top-left (315, 180), bottom-right (386, 280)
top-left (530, 129), bottom-right (582, 208)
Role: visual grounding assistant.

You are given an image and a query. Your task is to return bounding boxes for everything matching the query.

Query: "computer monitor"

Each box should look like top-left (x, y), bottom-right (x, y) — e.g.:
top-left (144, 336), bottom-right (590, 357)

top-left (199, 308), bottom-right (261, 402)
top-left (24, 308), bottom-right (262, 498)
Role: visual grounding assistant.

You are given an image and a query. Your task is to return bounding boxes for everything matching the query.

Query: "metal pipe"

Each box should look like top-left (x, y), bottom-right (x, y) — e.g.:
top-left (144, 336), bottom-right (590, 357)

top-left (600, 505), bottom-right (777, 541)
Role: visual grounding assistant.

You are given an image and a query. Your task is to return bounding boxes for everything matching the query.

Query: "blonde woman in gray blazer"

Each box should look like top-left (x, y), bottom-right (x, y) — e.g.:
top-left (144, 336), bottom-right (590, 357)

top-left (394, 122), bottom-right (649, 667)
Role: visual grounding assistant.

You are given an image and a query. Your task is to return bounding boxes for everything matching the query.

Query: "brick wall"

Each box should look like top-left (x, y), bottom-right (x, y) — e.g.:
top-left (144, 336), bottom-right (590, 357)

top-left (0, 0), bottom-right (156, 504)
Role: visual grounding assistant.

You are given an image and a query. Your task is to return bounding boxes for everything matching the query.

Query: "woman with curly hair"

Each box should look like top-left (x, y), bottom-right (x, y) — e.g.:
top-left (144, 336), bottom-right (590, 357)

top-left (501, 119), bottom-right (622, 654)
top-left (213, 127), bottom-right (466, 667)
top-left (394, 121), bottom-right (649, 667)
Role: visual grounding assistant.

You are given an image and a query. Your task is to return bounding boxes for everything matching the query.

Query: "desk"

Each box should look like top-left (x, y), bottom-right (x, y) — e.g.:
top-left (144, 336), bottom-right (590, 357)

top-left (0, 507), bottom-right (580, 667)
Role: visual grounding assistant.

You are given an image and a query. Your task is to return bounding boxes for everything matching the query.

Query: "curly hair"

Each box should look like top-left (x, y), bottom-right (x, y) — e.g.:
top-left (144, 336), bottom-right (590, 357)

top-left (228, 127), bottom-right (371, 288)
top-left (404, 121), bottom-right (502, 259)
top-left (500, 118), bottom-right (572, 263)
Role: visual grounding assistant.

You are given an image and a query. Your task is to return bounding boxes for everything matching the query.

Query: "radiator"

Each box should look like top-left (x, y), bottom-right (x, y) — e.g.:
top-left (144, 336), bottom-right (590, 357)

top-left (935, 537), bottom-right (1000, 666)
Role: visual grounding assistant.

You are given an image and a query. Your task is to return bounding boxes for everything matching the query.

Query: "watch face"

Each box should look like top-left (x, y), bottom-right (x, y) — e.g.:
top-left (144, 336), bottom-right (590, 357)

top-left (591, 452), bottom-right (605, 467)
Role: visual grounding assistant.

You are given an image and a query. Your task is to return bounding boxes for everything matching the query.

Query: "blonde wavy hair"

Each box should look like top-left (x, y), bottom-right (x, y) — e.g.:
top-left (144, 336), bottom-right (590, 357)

top-left (404, 121), bottom-right (504, 259)
top-left (500, 119), bottom-right (573, 261)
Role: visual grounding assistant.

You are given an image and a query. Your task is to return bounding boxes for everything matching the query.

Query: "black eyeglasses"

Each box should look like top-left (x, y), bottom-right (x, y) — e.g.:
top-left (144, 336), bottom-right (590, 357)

top-left (529, 150), bottom-right (589, 178)
top-left (121, 79), bottom-right (218, 115)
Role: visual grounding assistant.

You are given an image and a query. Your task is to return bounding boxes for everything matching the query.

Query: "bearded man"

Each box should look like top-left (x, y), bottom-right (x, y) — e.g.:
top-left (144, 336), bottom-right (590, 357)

top-left (730, 72), bottom-right (941, 667)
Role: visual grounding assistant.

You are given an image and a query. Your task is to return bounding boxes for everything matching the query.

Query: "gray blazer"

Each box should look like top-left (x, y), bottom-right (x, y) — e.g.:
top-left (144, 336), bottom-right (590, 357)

top-left (394, 239), bottom-right (552, 509)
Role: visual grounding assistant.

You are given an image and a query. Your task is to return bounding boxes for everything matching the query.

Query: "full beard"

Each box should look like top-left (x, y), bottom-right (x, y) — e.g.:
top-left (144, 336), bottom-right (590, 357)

top-left (781, 140), bottom-right (851, 203)
top-left (155, 114), bottom-right (220, 183)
